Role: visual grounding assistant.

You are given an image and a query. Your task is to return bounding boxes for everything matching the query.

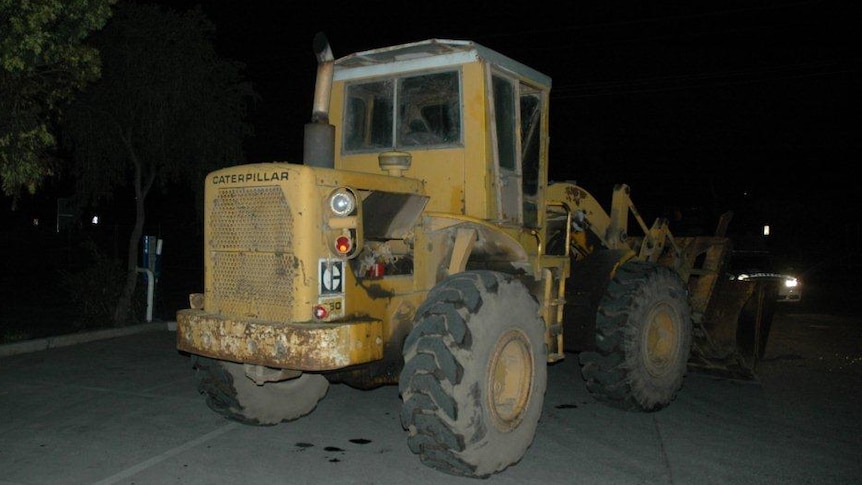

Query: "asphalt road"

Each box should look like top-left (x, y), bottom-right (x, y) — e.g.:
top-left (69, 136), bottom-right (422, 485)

top-left (0, 310), bottom-right (860, 485)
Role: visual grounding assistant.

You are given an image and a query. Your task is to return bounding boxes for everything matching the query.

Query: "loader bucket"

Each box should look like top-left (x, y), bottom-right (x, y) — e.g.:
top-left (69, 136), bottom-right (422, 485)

top-left (688, 278), bottom-right (779, 379)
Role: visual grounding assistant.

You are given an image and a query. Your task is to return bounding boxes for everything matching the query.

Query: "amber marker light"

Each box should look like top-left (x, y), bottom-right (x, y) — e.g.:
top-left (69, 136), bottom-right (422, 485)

top-left (335, 235), bottom-right (352, 254)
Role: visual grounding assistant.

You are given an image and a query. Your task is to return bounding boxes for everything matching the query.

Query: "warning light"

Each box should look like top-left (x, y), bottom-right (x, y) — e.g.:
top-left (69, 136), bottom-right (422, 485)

top-left (335, 235), bottom-right (352, 254)
top-left (313, 305), bottom-right (328, 320)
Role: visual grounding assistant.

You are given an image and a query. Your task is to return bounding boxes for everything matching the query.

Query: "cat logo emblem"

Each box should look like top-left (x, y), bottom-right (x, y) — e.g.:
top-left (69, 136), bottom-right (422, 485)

top-left (319, 259), bottom-right (344, 295)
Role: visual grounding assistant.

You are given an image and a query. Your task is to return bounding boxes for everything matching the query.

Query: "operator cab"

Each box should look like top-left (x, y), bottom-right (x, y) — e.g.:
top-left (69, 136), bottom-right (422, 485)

top-left (328, 39), bottom-right (552, 229)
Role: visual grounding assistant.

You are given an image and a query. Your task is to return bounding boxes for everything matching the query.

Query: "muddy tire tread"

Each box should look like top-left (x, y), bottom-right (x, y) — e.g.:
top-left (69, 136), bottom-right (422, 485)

top-left (579, 260), bottom-right (692, 412)
top-left (400, 271), bottom-right (546, 478)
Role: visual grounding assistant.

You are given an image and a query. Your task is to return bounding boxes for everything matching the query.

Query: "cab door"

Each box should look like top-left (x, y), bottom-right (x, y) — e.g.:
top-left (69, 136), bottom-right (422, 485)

top-left (490, 73), bottom-right (544, 226)
top-left (491, 74), bottom-right (521, 224)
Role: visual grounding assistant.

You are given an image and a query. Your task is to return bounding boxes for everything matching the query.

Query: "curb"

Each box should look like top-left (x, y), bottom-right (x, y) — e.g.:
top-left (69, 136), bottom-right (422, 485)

top-left (0, 321), bottom-right (176, 358)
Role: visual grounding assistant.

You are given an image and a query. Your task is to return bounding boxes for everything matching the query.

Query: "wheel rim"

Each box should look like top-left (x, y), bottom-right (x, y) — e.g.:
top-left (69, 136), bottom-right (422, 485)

top-left (643, 303), bottom-right (679, 376)
top-left (487, 329), bottom-right (533, 431)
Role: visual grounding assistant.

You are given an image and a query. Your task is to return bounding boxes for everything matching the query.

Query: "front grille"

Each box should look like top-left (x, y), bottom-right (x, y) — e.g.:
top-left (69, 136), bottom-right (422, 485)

top-left (210, 186), bottom-right (293, 251)
top-left (209, 186), bottom-right (296, 320)
top-left (211, 252), bottom-right (297, 320)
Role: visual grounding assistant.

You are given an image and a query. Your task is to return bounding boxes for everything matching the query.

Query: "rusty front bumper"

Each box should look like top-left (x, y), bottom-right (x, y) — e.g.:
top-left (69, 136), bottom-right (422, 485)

top-left (176, 309), bottom-right (384, 371)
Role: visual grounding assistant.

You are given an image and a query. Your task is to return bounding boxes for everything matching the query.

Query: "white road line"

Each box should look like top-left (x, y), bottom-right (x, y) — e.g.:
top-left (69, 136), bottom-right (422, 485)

top-left (91, 422), bottom-right (241, 485)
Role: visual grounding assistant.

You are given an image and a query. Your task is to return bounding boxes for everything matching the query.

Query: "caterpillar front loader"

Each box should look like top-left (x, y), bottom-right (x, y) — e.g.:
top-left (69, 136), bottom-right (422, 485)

top-left (176, 33), bottom-right (775, 479)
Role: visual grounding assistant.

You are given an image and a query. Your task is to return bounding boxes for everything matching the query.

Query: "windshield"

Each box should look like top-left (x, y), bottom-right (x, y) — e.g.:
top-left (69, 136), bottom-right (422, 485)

top-left (343, 70), bottom-right (461, 152)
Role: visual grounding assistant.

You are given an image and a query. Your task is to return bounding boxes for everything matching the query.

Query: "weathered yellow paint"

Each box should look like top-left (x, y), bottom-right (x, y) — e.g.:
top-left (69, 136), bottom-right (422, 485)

top-left (461, 62), bottom-right (491, 219)
top-left (448, 227), bottom-right (477, 275)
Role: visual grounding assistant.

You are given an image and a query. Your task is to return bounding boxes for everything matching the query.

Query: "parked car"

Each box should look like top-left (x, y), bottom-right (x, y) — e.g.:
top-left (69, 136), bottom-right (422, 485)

top-left (727, 250), bottom-right (802, 303)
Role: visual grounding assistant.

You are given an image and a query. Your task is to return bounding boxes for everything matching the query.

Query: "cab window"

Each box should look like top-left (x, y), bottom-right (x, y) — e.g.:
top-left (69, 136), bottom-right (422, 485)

top-left (343, 71), bottom-right (461, 153)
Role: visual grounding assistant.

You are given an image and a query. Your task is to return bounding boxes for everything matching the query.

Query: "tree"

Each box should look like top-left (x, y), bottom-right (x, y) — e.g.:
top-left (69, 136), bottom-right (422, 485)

top-left (63, 1), bottom-right (256, 324)
top-left (0, 0), bottom-right (115, 201)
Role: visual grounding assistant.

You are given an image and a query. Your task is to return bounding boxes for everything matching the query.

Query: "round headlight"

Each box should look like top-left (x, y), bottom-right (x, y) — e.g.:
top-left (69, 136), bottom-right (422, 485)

top-left (328, 189), bottom-right (356, 217)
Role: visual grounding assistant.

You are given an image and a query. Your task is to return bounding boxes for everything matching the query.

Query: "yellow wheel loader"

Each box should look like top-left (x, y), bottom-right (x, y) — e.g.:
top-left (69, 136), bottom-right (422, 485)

top-left (177, 33), bottom-right (775, 478)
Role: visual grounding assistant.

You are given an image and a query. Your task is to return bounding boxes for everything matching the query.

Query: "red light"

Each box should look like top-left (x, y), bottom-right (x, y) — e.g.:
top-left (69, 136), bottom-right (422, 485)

top-left (313, 305), bottom-right (328, 320)
top-left (335, 235), bottom-right (352, 254)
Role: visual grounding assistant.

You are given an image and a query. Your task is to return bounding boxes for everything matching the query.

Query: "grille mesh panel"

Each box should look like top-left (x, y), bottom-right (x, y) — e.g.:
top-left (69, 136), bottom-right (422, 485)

top-left (209, 186), bottom-right (295, 320)
top-left (211, 252), bottom-right (297, 320)
top-left (211, 186), bottom-right (292, 251)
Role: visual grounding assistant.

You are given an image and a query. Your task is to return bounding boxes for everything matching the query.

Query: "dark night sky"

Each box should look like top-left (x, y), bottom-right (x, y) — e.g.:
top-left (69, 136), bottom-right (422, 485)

top-left (177, 1), bottom-right (857, 207)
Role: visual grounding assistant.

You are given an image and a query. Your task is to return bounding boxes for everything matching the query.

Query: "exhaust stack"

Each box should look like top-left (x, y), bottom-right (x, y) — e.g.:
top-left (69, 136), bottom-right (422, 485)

top-left (303, 32), bottom-right (335, 168)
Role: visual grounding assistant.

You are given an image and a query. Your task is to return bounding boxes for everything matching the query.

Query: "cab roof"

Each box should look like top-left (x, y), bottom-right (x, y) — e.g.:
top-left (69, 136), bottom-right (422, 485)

top-left (333, 38), bottom-right (552, 88)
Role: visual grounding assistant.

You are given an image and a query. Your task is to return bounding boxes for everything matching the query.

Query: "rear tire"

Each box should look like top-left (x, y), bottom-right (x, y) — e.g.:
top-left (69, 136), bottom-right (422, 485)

top-left (578, 261), bottom-right (692, 411)
top-left (192, 355), bottom-right (329, 425)
top-left (399, 271), bottom-right (547, 478)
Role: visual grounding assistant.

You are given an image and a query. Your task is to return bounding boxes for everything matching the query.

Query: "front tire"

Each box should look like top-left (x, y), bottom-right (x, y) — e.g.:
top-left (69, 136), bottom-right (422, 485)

top-left (399, 271), bottom-right (547, 478)
top-left (192, 355), bottom-right (329, 426)
top-left (578, 261), bottom-right (692, 412)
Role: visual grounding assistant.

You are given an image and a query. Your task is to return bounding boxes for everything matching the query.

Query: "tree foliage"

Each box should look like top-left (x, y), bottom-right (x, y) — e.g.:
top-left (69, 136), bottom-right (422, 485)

top-left (63, 1), bottom-right (256, 323)
top-left (0, 0), bottom-right (115, 198)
